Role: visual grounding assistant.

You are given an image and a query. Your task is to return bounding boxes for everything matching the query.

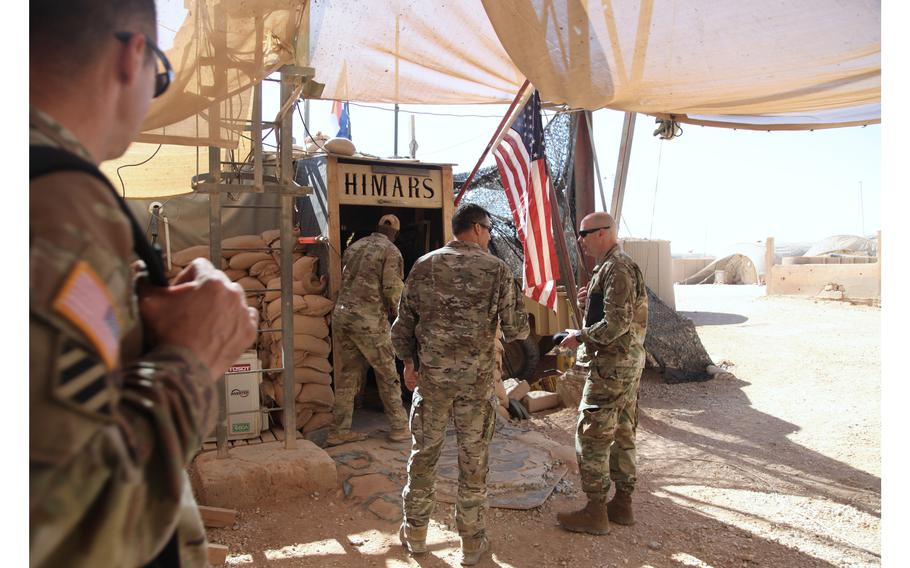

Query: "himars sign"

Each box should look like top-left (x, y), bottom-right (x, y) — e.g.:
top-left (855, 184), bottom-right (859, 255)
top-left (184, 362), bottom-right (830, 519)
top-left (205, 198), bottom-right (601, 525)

top-left (337, 162), bottom-right (443, 208)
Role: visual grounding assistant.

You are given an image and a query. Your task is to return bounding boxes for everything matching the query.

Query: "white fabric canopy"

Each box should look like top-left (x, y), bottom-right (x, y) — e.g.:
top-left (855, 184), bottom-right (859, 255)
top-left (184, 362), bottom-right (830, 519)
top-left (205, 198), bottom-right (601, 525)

top-left (139, 0), bottom-right (880, 144)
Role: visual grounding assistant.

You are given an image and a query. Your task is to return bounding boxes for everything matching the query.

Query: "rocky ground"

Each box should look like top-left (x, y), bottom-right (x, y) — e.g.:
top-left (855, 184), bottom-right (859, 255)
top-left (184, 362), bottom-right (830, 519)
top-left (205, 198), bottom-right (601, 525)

top-left (206, 285), bottom-right (881, 567)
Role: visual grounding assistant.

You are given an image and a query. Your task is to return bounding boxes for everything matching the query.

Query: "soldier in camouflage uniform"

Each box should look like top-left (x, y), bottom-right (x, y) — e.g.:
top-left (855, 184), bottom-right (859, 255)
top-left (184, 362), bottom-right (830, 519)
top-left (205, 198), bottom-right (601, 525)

top-left (30, 2), bottom-right (258, 566)
top-left (392, 204), bottom-right (529, 566)
top-left (557, 212), bottom-right (648, 534)
top-left (328, 214), bottom-right (410, 446)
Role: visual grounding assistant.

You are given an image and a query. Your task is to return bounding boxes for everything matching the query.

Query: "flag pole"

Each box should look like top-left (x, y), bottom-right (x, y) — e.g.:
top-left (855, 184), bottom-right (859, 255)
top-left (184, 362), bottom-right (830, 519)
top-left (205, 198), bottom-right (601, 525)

top-left (454, 79), bottom-right (532, 206)
top-left (546, 177), bottom-right (584, 327)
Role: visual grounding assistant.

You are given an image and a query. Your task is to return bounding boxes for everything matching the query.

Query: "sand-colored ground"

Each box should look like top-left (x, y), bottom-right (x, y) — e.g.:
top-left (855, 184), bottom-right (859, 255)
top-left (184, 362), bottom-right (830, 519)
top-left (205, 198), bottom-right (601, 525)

top-left (208, 285), bottom-right (881, 567)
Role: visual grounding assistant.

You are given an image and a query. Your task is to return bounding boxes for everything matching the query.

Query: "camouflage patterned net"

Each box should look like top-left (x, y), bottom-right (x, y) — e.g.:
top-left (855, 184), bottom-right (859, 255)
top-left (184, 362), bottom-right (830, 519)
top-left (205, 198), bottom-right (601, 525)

top-left (456, 112), bottom-right (714, 384)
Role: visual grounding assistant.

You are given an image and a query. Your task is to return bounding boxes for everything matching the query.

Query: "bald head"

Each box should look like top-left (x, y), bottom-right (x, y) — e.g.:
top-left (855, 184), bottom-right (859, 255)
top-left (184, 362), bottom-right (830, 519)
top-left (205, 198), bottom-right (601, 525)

top-left (577, 212), bottom-right (618, 259)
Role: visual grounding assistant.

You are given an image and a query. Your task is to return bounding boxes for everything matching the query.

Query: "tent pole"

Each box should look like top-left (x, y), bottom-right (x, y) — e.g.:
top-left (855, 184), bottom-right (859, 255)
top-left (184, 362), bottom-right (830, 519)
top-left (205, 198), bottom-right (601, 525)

top-left (610, 112), bottom-right (636, 224)
top-left (547, 177), bottom-right (583, 327)
top-left (453, 79), bottom-right (531, 206)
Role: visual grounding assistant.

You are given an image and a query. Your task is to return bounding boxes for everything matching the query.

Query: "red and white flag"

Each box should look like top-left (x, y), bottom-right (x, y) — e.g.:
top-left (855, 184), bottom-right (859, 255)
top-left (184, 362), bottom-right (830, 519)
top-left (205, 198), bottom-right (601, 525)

top-left (493, 91), bottom-right (560, 311)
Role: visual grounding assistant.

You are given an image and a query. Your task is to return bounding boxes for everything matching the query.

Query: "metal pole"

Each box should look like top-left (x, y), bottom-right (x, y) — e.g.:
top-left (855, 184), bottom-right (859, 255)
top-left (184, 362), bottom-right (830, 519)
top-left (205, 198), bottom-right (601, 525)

top-left (209, 146), bottom-right (227, 458)
top-left (279, 70), bottom-right (297, 449)
top-left (585, 112), bottom-right (609, 212)
top-left (610, 112), bottom-right (637, 224)
top-left (394, 104), bottom-right (399, 157)
top-left (547, 179), bottom-right (583, 327)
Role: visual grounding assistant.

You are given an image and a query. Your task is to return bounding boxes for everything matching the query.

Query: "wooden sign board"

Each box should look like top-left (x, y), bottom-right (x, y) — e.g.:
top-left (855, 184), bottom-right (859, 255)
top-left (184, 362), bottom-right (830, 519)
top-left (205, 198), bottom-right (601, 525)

top-left (336, 162), bottom-right (443, 209)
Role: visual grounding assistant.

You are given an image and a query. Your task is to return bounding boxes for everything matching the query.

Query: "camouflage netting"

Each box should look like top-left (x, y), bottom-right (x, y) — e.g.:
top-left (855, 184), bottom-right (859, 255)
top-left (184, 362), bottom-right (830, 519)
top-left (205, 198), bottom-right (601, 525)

top-left (457, 112), bottom-right (714, 383)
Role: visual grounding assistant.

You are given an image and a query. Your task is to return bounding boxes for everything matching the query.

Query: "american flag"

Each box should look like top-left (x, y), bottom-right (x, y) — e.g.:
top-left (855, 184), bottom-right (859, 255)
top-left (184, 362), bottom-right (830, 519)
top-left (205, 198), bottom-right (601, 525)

top-left (493, 91), bottom-right (560, 311)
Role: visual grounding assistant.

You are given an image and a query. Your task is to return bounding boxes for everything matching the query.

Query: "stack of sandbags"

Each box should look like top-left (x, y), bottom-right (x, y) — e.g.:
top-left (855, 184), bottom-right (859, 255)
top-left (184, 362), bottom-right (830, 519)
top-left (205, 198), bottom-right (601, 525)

top-left (258, 254), bottom-right (336, 434)
top-left (165, 231), bottom-right (337, 434)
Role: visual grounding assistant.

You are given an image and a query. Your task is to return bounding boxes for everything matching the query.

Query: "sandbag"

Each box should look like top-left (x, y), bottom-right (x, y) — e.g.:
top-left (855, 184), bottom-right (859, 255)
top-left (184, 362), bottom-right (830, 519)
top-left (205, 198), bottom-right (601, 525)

top-left (300, 273), bottom-right (328, 295)
top-left (292, 256), bottom-right (319, 280)
top-left (324, 137), bottom-right (356, 156)
top-left (274, 380), bottom-right (303, 408)
top-left (299, 383), bottom-right (334, 408)
top-left (224, 268), bottom-right (247, 281)
top-left (292, 334), bottom-right (332, 357)
top-left (249, 259), bottom-right (279, 277)
top-left (260, 229), bottom-right (281, 247)
top-left (264, 277), bottom-right (306, 302)
top-left (272, 315), bottom-right (329, 338)
top-left (298, 354), bottom-right (332, 373)
top-left (237, 277), bottom-right (265, 292)
top-left (261, 380), bottom-right (276, 403)
top-left (293, 367), bottom-right (332, 385)
top-left (299, 294), bottom-right (334, 316)
top-left (230, 251), bottom-right (273, 270)
top-left (295, 406), bottom-right (315, 431)
top-left (266, 295), bottom-right (306, 321)
top-left (222, 234), bottom-right (266, 258)
top-left (170, 245), bottom-right (211, 266)
top-left (302, 411), bottom-right (333, 434)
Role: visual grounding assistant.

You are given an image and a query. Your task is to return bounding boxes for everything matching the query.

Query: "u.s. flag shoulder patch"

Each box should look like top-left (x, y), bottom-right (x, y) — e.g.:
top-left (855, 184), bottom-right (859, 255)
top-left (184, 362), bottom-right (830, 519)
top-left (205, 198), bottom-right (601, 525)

top-left (51, 261), bottom-right (122, 369)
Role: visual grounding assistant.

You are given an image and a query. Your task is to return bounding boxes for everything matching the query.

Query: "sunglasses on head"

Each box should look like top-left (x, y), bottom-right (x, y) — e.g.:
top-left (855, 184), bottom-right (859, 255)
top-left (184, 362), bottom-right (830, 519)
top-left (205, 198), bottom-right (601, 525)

top-left (578, 225), bottom-right (610, 238)
top-left (114, 31), bottom-right (173, 98)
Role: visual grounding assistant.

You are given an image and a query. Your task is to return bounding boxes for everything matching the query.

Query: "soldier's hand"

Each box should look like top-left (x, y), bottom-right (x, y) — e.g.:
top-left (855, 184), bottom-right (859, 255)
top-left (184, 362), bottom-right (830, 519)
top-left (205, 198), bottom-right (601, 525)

top-left (403, 361), bottom-right (420, 391)
top-left (577, 285), bottom-right (588, 310)
top-left (138, 258), bottom-right (258, 382)
top-left (560, 330), bottom-right (581, 351)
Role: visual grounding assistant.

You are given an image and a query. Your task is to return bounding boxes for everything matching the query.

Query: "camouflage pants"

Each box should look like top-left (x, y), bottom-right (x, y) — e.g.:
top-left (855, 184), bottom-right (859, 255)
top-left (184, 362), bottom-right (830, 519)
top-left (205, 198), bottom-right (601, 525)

top-left (330, 325), bottom-right (408, 434)
top-left (576, 365), bottom-right (642, 499)
top-left (402, 379), bottom-right (496, 539)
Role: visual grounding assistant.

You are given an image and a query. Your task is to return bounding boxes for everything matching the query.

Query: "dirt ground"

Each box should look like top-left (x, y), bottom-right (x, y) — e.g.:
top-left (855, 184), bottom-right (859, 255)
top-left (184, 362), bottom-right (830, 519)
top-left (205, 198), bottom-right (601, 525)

top-left (207, 285), bottom-right (881, 567)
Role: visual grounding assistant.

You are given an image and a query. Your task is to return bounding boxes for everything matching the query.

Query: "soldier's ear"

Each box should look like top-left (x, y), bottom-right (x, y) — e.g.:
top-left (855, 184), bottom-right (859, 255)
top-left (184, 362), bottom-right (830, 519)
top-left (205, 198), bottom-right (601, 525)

top-left (115, 33), bottom-right (146, 88)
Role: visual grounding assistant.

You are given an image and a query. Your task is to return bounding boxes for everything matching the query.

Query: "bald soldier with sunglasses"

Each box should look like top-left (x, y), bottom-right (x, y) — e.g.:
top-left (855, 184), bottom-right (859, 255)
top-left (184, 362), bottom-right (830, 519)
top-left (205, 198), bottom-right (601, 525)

top-left (556, 212), bottom-right (648, 535)
top-left (30, 1), bottom-right (257, 566)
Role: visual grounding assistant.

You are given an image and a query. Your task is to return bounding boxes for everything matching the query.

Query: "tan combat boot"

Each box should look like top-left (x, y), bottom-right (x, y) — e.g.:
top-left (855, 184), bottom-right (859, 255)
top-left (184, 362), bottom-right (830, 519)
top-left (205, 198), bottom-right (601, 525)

top-left (388, 428), bottom-right (411, 443)
top-left (325, 430), bottom-right (368, 447)
top-left (460, 535), bottom-right (490, 566)
top-left (556, 497), bottom-right (610, 535)
top-left (399, 522), bottom-right (427, 555)
top-left (607, 488), bottom-right (635, 525)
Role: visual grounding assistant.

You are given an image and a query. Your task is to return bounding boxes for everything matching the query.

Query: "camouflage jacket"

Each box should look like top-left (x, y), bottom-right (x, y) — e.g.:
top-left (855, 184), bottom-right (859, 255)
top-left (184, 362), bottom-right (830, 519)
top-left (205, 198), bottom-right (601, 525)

top-left (29, 107), bottom-right (214, 568)
top-left (391, 240), bottom-right (529, 388)
top-left (333, 232), bottom-right (404, 332)
top-left (579, 244), bottom-right (648, 369)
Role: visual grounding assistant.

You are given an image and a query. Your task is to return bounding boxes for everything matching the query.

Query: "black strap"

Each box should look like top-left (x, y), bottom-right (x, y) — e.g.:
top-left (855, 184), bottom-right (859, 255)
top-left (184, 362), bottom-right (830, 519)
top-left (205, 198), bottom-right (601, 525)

top-left (30, 145), bottom-right (169, 286)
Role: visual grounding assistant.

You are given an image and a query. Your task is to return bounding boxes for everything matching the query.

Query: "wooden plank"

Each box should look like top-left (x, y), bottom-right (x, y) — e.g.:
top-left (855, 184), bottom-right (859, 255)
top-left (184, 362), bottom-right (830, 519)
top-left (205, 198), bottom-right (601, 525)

top-left (207, 543), bottom-right (229, 565)
top-left (199, 505), bottom-right (237, 528)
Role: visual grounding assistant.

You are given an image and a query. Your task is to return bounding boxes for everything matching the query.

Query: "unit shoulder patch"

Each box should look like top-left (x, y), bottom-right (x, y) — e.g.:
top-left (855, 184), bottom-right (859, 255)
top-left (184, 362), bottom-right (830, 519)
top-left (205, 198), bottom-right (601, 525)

top-left (53, 338), bottom-right (114, 418)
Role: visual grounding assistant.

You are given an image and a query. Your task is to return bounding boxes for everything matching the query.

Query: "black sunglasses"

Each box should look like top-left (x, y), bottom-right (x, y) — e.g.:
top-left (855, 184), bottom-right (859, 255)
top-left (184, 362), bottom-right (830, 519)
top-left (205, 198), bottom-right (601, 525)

top-left (476, 221), bottom-right (493, 232)
top-left (578, 225), bottom-right (610, 238)
top-left (114, 32), bottom-right (173, 98)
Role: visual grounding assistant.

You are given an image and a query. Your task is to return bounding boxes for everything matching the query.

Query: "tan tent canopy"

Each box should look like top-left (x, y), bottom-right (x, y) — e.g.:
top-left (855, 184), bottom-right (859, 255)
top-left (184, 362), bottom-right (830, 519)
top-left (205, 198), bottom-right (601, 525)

top-left (140, 0), bottom-right (879, 147)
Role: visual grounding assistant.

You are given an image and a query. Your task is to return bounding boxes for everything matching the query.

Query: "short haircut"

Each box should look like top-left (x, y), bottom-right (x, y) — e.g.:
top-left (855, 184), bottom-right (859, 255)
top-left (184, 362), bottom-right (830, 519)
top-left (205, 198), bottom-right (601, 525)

top-left (31, 0), bottom-right (157, 75)
top-left (452, 203), bottom-right (491, 235)
top-left (375, 223), bottom-right (397, 239)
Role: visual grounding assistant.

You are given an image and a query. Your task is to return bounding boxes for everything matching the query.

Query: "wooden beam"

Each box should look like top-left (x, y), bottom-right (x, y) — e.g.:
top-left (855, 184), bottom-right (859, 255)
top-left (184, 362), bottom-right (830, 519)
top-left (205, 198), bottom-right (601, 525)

top-left (207, 543), bottom-right (229, 565)
top-left (199, 505), bottom-right (238, 528)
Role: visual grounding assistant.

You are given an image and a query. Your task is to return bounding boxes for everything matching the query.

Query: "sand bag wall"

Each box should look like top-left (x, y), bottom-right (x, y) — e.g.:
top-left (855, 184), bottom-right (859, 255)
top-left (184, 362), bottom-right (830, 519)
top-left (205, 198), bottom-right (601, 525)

top-left (166, 230), bottom-right (335, 434)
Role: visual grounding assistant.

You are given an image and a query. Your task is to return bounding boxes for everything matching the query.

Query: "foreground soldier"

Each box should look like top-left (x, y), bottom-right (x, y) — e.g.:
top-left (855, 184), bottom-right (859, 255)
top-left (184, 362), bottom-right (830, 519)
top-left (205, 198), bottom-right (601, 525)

top-left (328, 214), bottom-right (410, 446)
top-left (30, 1), bottom-right (258, 565)
top-left (392, 204), bottom-right (529, 565)
top-left (557, 212), bottom-right (648, 534)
